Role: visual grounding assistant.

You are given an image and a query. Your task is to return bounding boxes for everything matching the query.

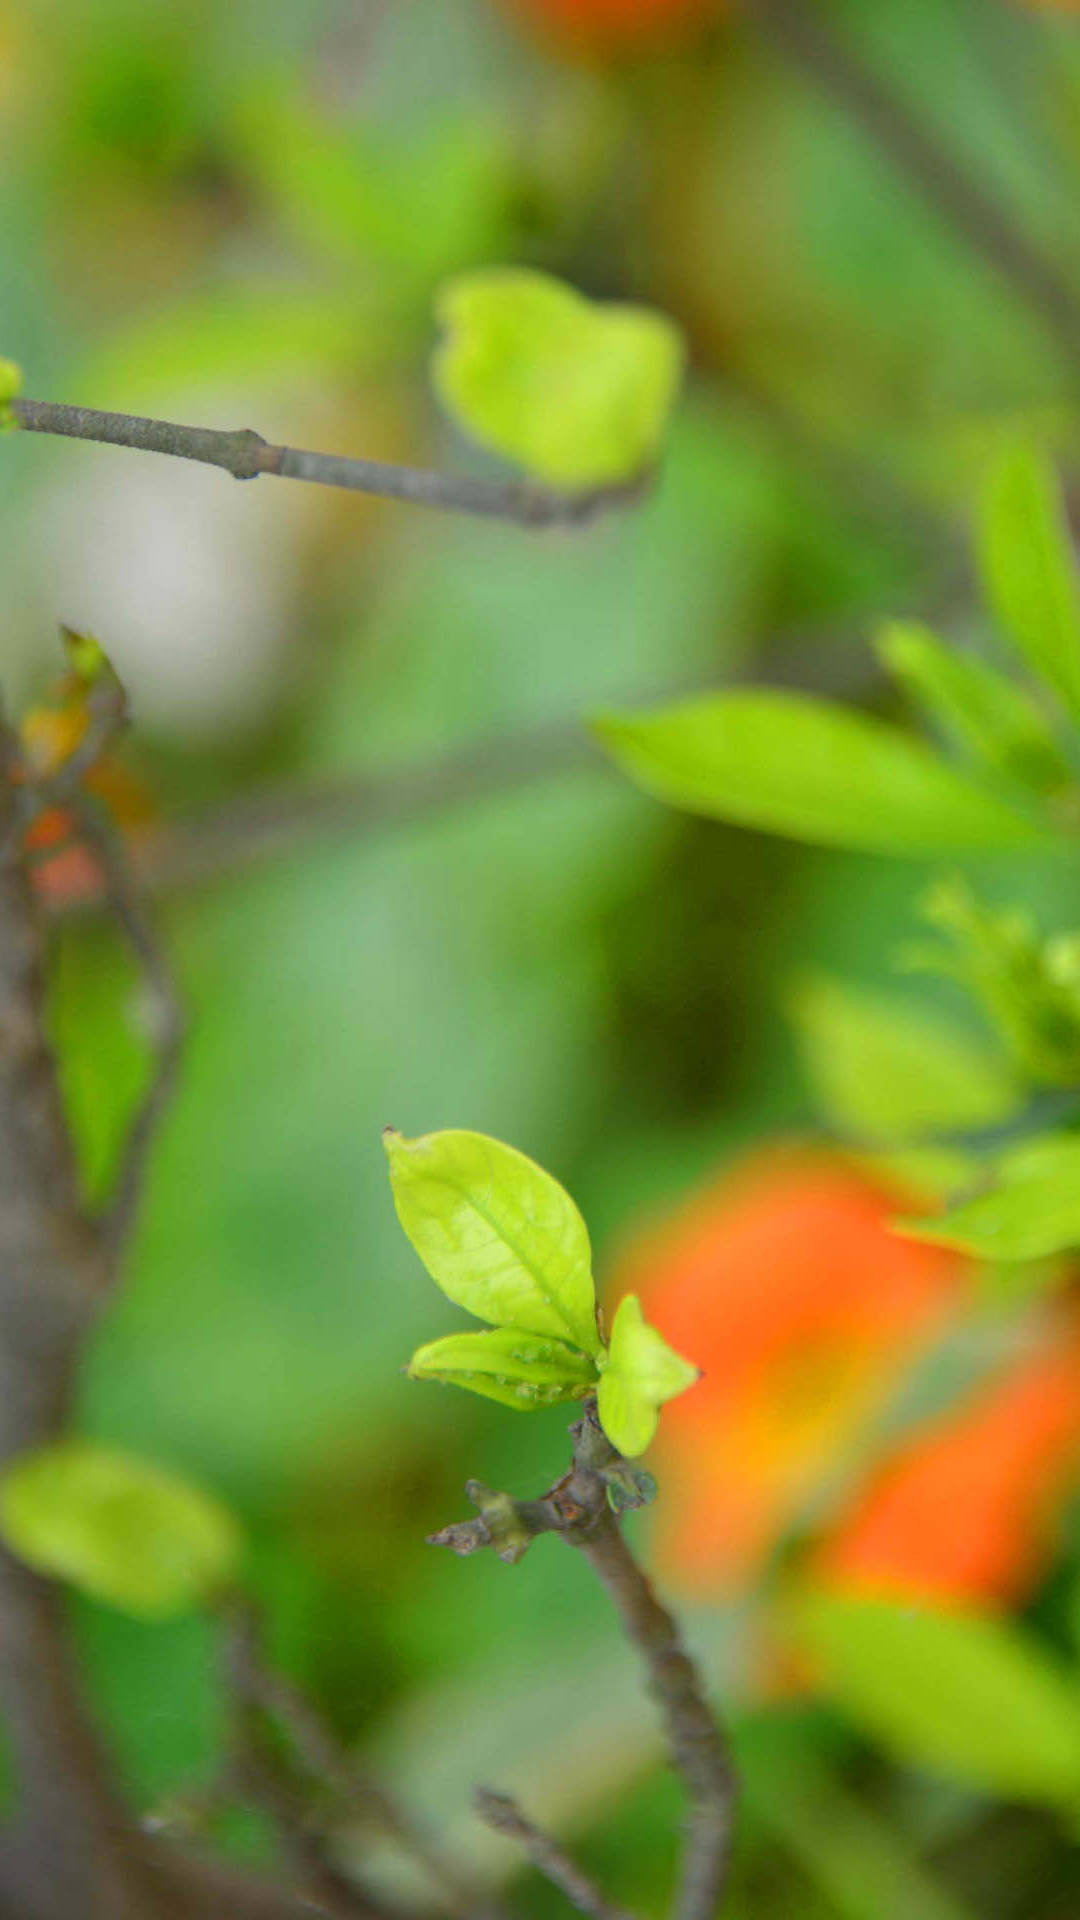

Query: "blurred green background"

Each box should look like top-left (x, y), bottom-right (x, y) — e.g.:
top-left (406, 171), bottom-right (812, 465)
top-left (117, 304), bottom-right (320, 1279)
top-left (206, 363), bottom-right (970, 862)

top-left (7, 0), bottom-right (1080, 1913)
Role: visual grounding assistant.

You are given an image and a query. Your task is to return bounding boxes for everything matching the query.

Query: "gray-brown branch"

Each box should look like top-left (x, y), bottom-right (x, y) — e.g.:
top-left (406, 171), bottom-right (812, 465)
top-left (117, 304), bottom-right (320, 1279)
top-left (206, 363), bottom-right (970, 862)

top-left (11, 399), bottom-right (646, 528)
top-left (0, 725), bottom-right (353, 1920)
top-left (474, 1791), bottom-right (633, 1920)
top-left (222, 1596), bottom-right (492, 1919)
top-left (431, 1405), bottom-right (737, 1920)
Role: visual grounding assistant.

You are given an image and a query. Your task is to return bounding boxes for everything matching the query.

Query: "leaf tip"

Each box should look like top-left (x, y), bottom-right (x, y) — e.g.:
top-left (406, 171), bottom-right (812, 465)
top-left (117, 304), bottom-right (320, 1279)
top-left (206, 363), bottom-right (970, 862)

top-left (0, 357), bottom-right (22, 432)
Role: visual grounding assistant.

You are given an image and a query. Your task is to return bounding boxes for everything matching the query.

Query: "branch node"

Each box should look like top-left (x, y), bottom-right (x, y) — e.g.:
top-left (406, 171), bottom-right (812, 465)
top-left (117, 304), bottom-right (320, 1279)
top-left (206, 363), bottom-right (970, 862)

top-left (229, 428), bottom-right (269, 481)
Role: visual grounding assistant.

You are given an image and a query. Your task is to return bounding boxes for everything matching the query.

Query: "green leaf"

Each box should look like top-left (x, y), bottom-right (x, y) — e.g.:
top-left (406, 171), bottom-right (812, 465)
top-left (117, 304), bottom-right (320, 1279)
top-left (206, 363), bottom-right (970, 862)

top-left (596, 1294), bottom-right (699, 1458)
top-left (384, 1127), bottom-right (602, 1356)
top-left (432, 268), bottom-right (684, 488)
top-left (899, 1132), bottom-right (1080, 1261)
top-left (593, 691), bottom-right (1043, 856)
top-left (407, 1327), bottom-right (597, 1411)
top-left (790, 974), bottom-right (1020, 1145)
top-left (796, 1588), bottom-right (1080, 1806)
top-left (878, 620), bottom-right (1070, 797)
top-left (0, 1443), bottom-right (242, 1621)
top-left (980, 441), bottom-right (1080, 724)
top-left (0, 357), bottom-right (21, 432)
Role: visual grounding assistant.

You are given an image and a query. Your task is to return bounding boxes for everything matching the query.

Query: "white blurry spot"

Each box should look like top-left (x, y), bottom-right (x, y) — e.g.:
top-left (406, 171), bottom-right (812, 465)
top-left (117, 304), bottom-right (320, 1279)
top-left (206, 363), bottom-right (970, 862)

top-left (30, 396), bottom-right (313, 742)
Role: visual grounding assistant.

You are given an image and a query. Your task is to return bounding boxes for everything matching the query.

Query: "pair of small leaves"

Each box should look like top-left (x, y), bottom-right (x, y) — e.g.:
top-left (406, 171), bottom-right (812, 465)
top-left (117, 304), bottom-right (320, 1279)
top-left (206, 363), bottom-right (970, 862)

top-left (595, 441), bottom-right (1080, 859)
top-left (0, 1441), bottom-right (242, 1620)
top-left (385, 1127), bottom-right (698, 1457)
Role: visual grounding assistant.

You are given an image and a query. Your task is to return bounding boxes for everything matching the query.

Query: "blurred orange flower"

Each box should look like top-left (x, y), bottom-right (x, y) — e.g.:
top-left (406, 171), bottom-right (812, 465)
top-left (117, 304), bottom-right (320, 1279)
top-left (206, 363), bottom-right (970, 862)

top-left (617, 1149), bottom-right (1080, 1609)
top-left (821, 1330), bottom-right (1080, 1606)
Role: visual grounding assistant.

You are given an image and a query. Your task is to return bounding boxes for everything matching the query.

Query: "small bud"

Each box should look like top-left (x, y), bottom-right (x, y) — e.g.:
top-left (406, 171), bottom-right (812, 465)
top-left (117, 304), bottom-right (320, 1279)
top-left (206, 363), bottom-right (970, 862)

top-left (602, 1461), bottom-right (658, 1513)
top-left (466, 1480), bottom-right (534, 1565)
top-left (60, 626), bottom-right (110, 686)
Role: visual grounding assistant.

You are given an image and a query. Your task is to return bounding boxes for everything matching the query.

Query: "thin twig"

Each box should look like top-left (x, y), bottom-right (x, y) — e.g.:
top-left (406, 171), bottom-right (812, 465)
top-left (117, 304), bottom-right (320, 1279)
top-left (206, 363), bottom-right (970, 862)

top-left (572, 1509), bottom-right (735, 1920)
top-left (738, 0), bottom-right (1080, 384)
top-left (220, 1607), bottom-right (390, 1920)
top-left (431, 1403), bottom-right (737, 1920)
top-left (957, 0), bottom-right (1076, 215)
top-left (223, 1596), bottom-right (494, 1919)
top-left (474, 1789), bottom-right (634, 1920)
top-left (10, 398), bottom-right (648, 528)
top-left (53, 597), bottom-right (938, 914)
top-left (133, 719), bottom-right (602, 898)
top-left (65, 788), bottom-right (186, 1271)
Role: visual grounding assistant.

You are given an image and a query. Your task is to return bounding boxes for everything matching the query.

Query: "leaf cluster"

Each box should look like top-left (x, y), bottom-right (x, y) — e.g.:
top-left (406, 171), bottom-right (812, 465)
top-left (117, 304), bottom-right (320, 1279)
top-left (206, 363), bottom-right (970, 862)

top-left (385, 1126), bottom-right (699, 1458)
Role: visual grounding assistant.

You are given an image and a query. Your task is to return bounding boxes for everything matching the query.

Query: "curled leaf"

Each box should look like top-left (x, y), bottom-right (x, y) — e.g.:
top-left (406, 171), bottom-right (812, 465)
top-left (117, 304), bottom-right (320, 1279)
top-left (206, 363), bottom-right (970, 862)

top-left (408, 1326), bottom-right (597, 1410)
top-left (596, 1293), bottom-right (699, 1458)
top-left (433, 268), bottom-right (683, 488)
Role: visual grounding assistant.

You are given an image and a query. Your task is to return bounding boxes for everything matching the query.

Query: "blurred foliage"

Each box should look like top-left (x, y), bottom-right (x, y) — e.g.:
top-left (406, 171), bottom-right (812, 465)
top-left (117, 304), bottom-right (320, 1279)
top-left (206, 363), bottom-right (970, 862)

top-left (7, 0), bottom-right (1080, 1914)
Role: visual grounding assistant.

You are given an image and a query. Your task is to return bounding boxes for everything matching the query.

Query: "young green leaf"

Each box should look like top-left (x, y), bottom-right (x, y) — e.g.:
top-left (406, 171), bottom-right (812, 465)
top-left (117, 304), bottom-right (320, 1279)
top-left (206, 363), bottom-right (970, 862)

top-left (593, 691), bottom-right (1043, 856)
top-left (878, 620), bottom-right (1070, 797)
top-left (0, 358), bottom-right (21, 432)
top-left (790, 973), bottom-right (1019, 1145)
top-left (980, 441), bottom-right (1080, 725)
top-left (433, 268), bottom-right (684, 488)
top-left (796, 1588), bottom-right (1080, 1806)
top-left (596, 1294), bottom-right (699, 1458)
top-left (407, 1327), bottom-right (597, 1411)
top-left (385, 1127), bottom-right (602, 1356)
top-left (898, 1132), bottom-right (1080, 1261)
top-left (0, 1442), bottom-right (242, 1621)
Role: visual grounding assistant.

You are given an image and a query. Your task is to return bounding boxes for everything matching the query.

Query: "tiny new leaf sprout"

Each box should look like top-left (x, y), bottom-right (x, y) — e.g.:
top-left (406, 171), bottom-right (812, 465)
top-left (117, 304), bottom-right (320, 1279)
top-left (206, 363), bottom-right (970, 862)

top-left (432, 268), bottom-right (684, 490)
top-left (0, 357), bottom-right (21, 432)
top-left (906, 877), bottom-right (1080, 1089)
top-left (0, 1441), bottom-right (243, 1621)
top-left (384, 1127), bottom-right (699, 1457)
